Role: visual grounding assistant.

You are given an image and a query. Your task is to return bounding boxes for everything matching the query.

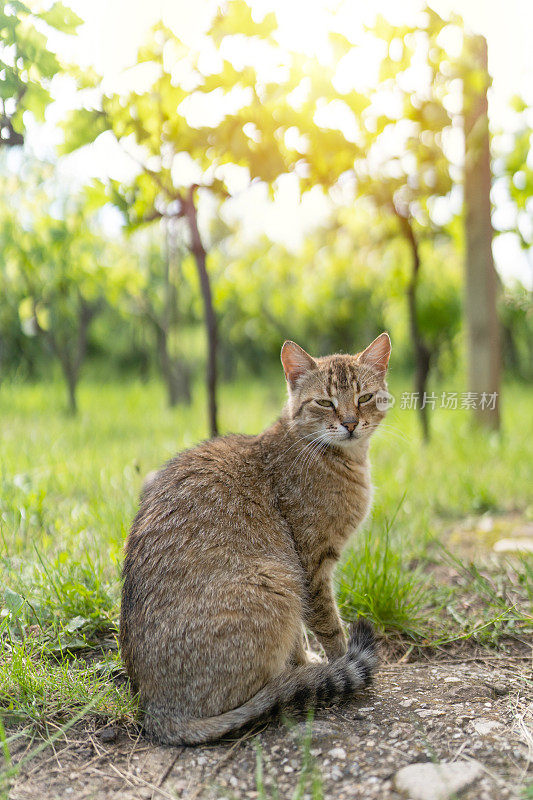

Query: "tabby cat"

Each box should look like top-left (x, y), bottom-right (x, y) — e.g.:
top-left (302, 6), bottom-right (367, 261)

top-left (120, 333), bottom-right (391, 745)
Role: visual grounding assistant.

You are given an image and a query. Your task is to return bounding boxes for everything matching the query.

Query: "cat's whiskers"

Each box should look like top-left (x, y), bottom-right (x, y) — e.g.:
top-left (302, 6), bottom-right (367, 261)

top-left (276, 418), bottom-right (298, 446)
top-left (288, 438), bottom-right (325, 476)
top-left (276, 430), bottom-right (327, 463)
top-left (298, 436), bottom-right (324, 474)
top-left (287, 430), bottom-right (330, 476)
top-left (302, 436), bottom-right (330, 485)
top-left (298, 431), bottom-right (331, 476)
top-left (364, 421), bottom-right (410, 444)
top-left (369, 422), bottom-right (411, 444)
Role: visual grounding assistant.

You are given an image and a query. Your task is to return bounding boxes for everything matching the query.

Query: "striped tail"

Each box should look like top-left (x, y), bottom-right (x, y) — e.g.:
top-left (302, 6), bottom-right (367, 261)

top-left (143, 619), bottom-right (377, 746)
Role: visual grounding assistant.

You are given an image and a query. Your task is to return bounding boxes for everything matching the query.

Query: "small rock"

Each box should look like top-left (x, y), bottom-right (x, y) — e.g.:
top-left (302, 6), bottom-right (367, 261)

top-left (472, 718), bottom-right (502, 735)
top-left (393, 761), bottom-right (483, 800)
top-left (288, 720), bottom-right (339, 741)
top-left (493, 538), bottom-right (533, 553)
top-left (328, 747), bottom-right (347, 760)
top-left (330, 765), bottom-right (343, 781)
top-left (284, 765), bottom-right (294, 773)
top-left (444, 685), bottom-right (491, 702)
top-left (515, 522), bottom-right (533, 536)
top-left (197, 755), bottom-right (208, 766)
top-left (399, 699), bottom-right (414, 708)
top-left (416, 709), bottom-right (445, 718)
top-left (97, 726), bottom-right (118, 743)
top-left (443, 677), bottom-right (461, 684)
top-left (486, 681), bottom-right (509, 696)
top-left (478, 516), bottom-right (494, 533)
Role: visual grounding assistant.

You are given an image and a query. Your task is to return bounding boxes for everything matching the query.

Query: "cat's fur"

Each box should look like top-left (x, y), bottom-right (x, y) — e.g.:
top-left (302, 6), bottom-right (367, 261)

top-left (120, 333), bottom-right (391, 745)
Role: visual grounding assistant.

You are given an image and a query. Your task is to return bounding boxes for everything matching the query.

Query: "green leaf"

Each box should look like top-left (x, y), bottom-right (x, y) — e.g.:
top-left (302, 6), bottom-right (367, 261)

top-left (38, 2), bottom-right (82, 33)
top-left (329, 32), bottom-right (353, 59)
top-left (209, 0), bottom-right (277, 45)
top-left (21, 83), bottom-right (51, 122)
top-left (61, 108), bottom-right (110, 154)
top-left (4, 588), bottom-right (24, 615)
top-left (65, 615), bottom-right (89, 633)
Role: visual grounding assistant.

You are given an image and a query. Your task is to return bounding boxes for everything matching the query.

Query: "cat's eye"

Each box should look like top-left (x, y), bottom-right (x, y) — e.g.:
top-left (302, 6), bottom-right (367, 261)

top-left (315, 399), bottom-right (334, 408)
top-left (358, 393), bottom-right (373, 404)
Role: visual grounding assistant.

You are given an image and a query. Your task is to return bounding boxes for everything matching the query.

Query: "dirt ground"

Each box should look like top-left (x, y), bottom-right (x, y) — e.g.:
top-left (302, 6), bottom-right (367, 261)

top-left (6, 648), bottom-right (532, 800)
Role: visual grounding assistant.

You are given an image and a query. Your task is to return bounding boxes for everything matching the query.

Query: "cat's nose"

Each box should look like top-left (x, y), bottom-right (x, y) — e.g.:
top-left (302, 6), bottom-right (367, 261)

top-left (341, 419), bottom-right (358, 433)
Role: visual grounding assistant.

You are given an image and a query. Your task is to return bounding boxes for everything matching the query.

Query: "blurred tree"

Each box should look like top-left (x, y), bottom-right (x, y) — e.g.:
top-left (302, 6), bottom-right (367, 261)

top-left (21, 209), bottom-right (111, 414)
top-left (497, 97), bottom-right (533, 252)
top-left (0, 0), bottom-right (80, 147)
top-left (62, 1), bottom-right (319, 433)
top-left (494, 96), bottom-right (532, 379)
top-left (0, 210), bottom-right (42, 377)
top-left (62, 25), bottom-right (228, 435)
top-left (499, 284), bottom-right (533, 380)
top-left (215, 223), bottom-right (386, 371)
top-left (462, 34), bottom-right (501, 430)
top-left (281, 10), bottom-right (461, 438)
top-left (128, 227), bottom-right (193, 406)
top-left (0, 173), bottom-right (127, 412)
top-left (203, 4), bottom-right (463, 438)
top-left (353, 10), bottom-right (458, 439)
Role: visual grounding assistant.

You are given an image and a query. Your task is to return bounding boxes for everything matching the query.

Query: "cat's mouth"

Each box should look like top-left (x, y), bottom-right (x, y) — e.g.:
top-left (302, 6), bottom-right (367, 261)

top-left (336, 431), bottom-right (363, 444)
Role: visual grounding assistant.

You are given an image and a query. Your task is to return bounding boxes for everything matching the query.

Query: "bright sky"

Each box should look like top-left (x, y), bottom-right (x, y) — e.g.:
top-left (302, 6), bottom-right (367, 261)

top-left (26, 0), bottom-right (533, 287)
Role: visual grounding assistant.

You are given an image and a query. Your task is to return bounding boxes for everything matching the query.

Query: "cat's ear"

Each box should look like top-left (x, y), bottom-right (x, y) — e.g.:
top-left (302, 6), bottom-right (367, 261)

top-left (359, 332), bottom-right (391, 374)
top-left (281, 341), bottom-right (317, 388)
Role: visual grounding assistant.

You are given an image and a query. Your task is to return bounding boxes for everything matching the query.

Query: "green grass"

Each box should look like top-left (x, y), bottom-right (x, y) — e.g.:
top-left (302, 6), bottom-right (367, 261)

top-left (0, 373), bottom-right (532, 735)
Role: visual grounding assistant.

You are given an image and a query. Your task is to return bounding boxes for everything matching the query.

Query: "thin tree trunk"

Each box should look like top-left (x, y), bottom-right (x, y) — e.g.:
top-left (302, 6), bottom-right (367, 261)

top-left (183, 187), bottom-right (218, 438)
top-left (160, 221), bottom-right (179, 407)
top-left (463, 34), bottom-right (501, 429)
top-left (154, 323), bottom-right (191, 406)
top-left (501, 323), bottom-right (520, 376)
top-left (396, 211), bottom-right (431, 440)
top-left (50, 342), bottom-right (78, 415)
top-left (47, 297), bottom-right (96, 415)
top-left (66, 369), bottom-right (77, 415)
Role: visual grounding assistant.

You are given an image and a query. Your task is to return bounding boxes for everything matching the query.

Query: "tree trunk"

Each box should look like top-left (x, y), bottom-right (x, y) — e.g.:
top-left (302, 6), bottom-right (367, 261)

top-left (501, 323), bottom-right (520, 376)
top-left (49, 341), bottom-right (79, 415)
top-left (183, 187), bottom-right (218, 438)
top-left (47, 297), bottom-right (96, 415)
top-left (66, 369), bottom-right (78, 415)
top-left (397, 211), bottom-right (431, 440)
top-left (463, 34), bottom-right (501, 429)
top-left (155, 324), bottom-right (191, 406)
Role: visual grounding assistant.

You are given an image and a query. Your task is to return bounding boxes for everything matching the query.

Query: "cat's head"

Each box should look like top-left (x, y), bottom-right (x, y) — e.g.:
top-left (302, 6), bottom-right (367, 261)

top-left (280, 333), bottom-right (391, 450)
